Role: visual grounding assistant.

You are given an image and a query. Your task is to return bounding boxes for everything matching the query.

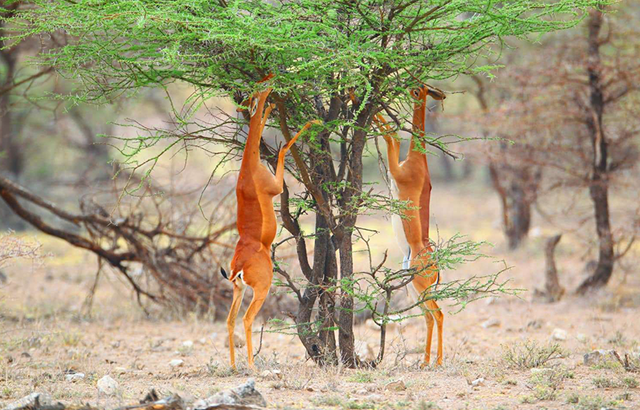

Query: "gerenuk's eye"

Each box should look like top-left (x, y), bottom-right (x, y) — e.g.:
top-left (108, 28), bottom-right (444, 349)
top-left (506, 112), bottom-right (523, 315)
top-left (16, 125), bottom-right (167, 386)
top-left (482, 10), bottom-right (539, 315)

top-left (249, 98), bottom-right (258, 117)
top-left (411, 89), bottom-right (420, 98)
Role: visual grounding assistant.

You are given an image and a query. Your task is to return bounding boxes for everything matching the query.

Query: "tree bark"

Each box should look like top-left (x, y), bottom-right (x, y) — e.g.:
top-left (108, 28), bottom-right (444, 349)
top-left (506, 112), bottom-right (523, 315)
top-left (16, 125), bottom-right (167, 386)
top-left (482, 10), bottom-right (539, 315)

top-left (488, 161), bottom-right (537, 250)
top-left (577, 9), bottom-right (615, 294)
top-left (336, 107), bottom-right (371, 368)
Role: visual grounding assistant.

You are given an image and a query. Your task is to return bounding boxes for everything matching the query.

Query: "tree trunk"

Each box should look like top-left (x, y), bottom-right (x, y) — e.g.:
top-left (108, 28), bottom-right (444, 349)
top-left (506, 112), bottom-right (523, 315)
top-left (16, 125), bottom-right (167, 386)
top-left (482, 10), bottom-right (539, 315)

top-left (0, 13), bottom-right (28, 230)
top-left (336, 109), bottom-right (371, 368)
top-left (488, 161), bottom-right (536, 250)
top-left (577, 9), bottom-right (614, 294)
top-left (535, 234), bottom-right (565, 302)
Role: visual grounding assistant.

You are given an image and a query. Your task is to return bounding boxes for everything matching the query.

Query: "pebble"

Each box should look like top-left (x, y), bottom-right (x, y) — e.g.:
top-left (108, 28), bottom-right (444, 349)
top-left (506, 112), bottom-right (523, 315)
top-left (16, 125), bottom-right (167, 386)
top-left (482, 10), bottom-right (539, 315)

top-left (576, 333), bottom-right (588, 343)
top-left (194, 378), bottom-right (266, 408)
top-left (583, 349), bottom-right (616, 365)
top-left (169, 359), bottom-right (184, 368)
top-left (526, 320), bottom-right (543, 329)
top-left (182, 340), bottom-right (194, 348)
top-left (481, 318), bottom-right (501, 328)
top-left (97, 375), bottom-right (119, 395)
top-left (384, 380), bottom-right (406, 391)
top-left (551, 328), bottom-right (567, 341)
top-left (259, 369), bottom-right (282, 379)
top-left (471, 378), bottom-right (484, 387)
top-left (65, 372), bottom-right (85, 382)
top-left (115, 367), bottom-right (127, 374)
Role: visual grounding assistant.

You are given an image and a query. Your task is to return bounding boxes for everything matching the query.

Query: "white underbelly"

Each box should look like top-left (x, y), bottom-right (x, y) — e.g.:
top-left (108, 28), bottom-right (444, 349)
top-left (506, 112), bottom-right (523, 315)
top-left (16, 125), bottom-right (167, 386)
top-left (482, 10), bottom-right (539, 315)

top-left (392, 214), bottom-right (410, 259)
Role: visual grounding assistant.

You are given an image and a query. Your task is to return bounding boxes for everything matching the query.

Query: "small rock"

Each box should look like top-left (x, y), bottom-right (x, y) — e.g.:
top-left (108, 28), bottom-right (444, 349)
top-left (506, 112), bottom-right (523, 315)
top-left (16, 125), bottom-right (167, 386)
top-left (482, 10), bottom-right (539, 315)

top-left (97, 375), bottom-right (119, 395)
top-left (481, 318), bottom-right (501, 328)
top-left (224, 333), bottom-right (245, 348)
top-left (2, 393), bottom-right (54, 410)
top-left (485, 297), bottom-right (496, 305)
top-left (356, 388), bottom-right (368, 395)
top-left (306, 386), bottom-right (314, 392)
top-left (169, 359), bottom-right (184, 368)
top-left (111, 341), bottom-right (120, 348)
top-left (368, 394), bottom-right (383, 401)
top-left (65, 372), bottom-right (85, 382)
top-left (384, 380), bottom-right (406, 391)
top-left (182, 340), bottom-right (194, 348)
top-left (260, 369), bottom-right (280, 379)
top-left (471, 378), bottom-right (484, 387)
top-left (20, 352), bottom-right (31, 359)
top-left (114, 367), bottom-right (127, 374)
top-left (551, 328), bottom-right (567, 341)
top-left (194, 378), bottom-right (266, 408)
top-left (583, 349), bottom-right (616, 365)
top-left (526, 320), bottom-right (543, 330)
top-left (576, 333), bottom-right (588, 343)
top-left (198, 338), bottom-right (207, 345)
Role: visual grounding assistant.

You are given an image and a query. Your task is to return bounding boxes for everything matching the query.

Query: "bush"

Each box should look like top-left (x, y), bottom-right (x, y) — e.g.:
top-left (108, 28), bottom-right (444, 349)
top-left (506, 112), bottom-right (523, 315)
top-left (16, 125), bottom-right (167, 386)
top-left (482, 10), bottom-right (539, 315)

top-left (502, 340), bottom-right (565, 369)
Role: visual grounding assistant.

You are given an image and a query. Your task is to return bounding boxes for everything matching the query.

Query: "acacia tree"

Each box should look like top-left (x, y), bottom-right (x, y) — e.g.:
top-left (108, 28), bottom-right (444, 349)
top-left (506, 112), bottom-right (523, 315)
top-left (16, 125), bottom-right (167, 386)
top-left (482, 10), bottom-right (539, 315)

top-left (6, 0), bottom-right (603, 366)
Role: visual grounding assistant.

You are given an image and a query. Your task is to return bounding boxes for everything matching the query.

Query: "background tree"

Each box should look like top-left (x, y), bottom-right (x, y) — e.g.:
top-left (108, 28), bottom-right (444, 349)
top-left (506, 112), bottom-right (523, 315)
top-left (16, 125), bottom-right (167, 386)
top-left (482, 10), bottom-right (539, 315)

top-left (478, 3), bottom-right (640, 292)
top-left (468, 72), bottom-right (542, 250)
top-left (5, 0), bottom-right (604, 367)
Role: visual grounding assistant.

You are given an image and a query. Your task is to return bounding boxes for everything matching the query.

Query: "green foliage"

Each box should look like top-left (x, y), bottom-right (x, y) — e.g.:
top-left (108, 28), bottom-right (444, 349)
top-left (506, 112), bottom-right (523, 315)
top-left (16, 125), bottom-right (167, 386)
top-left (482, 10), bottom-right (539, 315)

top-left (6, 0), bottom-right (605, 113)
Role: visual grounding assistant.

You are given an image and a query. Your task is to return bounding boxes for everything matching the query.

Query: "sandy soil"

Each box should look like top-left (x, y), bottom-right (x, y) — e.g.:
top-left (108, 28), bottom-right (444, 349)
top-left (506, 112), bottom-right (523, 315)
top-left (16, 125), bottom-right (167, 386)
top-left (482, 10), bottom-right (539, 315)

top-left (1, 184), bottom-right (639, 410)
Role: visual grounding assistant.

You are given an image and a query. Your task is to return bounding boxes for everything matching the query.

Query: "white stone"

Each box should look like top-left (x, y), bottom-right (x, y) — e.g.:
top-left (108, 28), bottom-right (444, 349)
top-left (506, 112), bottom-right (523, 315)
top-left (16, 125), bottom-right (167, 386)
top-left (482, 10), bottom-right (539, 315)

top-left (196, 378), bottom-right (266, 408)
top-left (576, 333), bottom-right (588, 343)
top-left (471, 377), bottom-right (484, 387)
top-left (551, 328), bottom-right (567, 341)
top-left (481, 318), bottom-right (501, 328)
top-left (65, 373), bottom-right (85, 382)
top-left (97, 375), bottom-right (119, 395)
top-left (169, 359), bottom-right (184, 368)
top-left (182, 340), bottom-right (194, 348)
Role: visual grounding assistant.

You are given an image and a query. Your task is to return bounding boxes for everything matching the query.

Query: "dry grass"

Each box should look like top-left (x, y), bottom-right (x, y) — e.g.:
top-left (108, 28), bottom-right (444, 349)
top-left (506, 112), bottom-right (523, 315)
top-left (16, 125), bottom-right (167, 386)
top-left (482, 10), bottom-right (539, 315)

top-left (501, 340), bottom-right (566, 369)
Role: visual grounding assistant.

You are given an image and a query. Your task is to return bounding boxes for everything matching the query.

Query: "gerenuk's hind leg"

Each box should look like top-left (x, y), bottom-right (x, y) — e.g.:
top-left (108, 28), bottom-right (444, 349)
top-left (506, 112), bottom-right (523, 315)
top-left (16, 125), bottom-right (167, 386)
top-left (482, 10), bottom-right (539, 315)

top-left (240, 253), bottom-right (273, 370)
top-left (243, 282), bottom-right (270, 369)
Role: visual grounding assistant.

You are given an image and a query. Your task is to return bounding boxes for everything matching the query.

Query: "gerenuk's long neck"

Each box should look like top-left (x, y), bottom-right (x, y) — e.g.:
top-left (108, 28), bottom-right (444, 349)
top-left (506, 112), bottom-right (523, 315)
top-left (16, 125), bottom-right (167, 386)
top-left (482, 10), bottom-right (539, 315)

top-left (242, 89), bottom-right (272, 165)
top-left (409, 94), bottom-right (427, 158)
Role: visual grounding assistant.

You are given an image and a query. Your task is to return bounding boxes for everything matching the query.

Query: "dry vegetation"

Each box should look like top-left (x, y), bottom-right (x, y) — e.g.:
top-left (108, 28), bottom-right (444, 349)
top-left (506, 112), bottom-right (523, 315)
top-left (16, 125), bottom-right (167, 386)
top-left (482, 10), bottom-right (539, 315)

top-left (1, 184), bottom-right (639, 410)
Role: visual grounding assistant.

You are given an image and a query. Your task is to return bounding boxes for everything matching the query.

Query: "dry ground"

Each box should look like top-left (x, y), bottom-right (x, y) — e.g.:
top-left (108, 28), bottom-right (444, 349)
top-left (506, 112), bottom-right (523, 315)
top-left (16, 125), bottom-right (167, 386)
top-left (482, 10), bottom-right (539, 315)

top-left (1, 183), bottom-right (639, 410)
